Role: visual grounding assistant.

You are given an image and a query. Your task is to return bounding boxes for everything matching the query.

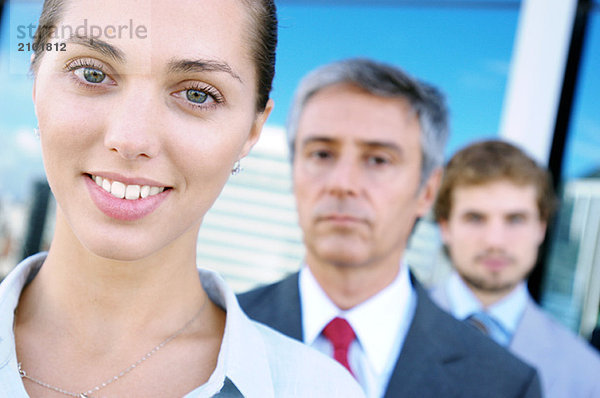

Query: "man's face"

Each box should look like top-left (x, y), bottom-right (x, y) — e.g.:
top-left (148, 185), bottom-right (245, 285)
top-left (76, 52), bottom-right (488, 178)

top-left (440, 180), bottom-right (547, 296)
top-left (293, 83), bottom-right (439, 272)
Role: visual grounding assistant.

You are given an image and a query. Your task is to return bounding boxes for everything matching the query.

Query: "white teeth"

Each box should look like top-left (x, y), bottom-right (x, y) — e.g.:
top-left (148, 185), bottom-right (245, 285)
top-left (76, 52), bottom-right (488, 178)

top-left (125, 185), bottom-right (140, 200)
top-left (111, 181), bottom-right (126, 199)
top-left (140, 185), bottom-right (151, 198)
top-left (102, 178), bottom-right (111, 192)
top-left (92, 175), bottom-right (165, 200)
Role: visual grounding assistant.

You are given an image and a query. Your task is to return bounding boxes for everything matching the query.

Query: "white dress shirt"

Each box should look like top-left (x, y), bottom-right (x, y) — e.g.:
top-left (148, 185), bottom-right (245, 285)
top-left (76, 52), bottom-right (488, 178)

top-left (0, 253), bottom-right (365, 398)
top-left (300, 263), bottom-right (416, 398)
top-left (445, 272), bottom-right (527, 340)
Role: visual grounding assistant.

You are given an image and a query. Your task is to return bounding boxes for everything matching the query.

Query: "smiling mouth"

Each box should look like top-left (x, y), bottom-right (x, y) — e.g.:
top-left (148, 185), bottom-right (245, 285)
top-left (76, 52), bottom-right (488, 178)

top-left (88, 174), bottom-right (169, 200)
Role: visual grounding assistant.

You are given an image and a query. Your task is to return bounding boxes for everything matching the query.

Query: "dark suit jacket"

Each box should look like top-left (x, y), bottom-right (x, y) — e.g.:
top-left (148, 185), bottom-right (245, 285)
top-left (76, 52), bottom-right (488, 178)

top-left (238, 272), bottom-right (542, 398)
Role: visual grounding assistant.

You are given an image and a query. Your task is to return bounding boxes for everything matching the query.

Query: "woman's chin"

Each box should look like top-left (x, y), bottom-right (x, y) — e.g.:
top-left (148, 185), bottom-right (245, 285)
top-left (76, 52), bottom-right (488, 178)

top-left (82, 239), bottom-right (163, 263)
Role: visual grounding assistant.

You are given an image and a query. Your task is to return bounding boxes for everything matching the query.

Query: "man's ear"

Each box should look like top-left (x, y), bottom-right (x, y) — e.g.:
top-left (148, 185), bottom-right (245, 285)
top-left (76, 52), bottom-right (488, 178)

top-left (536, 220), bottom-right (548, 246)
top-left (239, 99), bottom-right (274, 159)
top-left (438, 219), bottom-right (450, 244)
top-left (416, 167), bottom-right (443, 217)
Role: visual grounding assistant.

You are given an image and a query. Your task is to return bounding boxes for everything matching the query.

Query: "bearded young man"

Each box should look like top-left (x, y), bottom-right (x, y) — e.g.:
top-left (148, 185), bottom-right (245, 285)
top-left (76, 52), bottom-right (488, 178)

top-left (431, 139), bottom-right (600, 398)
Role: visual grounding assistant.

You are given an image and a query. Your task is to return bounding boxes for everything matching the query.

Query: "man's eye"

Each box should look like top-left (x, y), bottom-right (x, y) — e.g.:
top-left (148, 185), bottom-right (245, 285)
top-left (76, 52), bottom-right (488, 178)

top-left (367, 156), bottom-right (388, 165)
top-left (465, 214), bottom-right (483, 223)
top-left (508, 215), bottom-right (526, 224)
top-left (186, 89), bottom-right (211, 104)
top-left (310, 150), bottom-right (332, 159)
top-left (76, 67), bottom-right (106, 84)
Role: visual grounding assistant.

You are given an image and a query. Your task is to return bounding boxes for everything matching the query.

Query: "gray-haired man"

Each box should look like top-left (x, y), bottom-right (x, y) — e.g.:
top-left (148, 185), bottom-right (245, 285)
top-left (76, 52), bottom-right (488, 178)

top-left (239, 58), bottom-right (541, 398)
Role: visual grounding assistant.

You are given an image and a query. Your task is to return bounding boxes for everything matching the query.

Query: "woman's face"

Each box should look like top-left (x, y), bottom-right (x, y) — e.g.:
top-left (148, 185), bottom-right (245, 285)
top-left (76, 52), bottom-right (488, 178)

top-left (33, 0), bottom-right (271, 260)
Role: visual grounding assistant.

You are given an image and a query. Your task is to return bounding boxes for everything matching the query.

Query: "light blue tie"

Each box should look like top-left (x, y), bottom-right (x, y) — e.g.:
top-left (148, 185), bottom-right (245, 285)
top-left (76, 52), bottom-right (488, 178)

top-left (466, 311), bottom-right (511, 346)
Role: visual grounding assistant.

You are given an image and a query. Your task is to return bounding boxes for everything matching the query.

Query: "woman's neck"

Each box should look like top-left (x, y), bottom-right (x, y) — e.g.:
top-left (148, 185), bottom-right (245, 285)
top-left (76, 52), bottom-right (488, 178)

top-left (17, 213), bottom-right (208, 344)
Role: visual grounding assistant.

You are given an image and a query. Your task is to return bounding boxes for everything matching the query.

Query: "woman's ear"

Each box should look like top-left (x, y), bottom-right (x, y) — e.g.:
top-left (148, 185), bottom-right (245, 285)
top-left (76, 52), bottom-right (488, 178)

top-left (239, 99), bottom-right (274, 159)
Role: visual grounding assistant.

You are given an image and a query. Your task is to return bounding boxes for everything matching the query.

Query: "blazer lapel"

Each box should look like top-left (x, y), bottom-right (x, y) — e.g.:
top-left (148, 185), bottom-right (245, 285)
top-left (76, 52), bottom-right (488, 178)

top-left (384, 277), bottom-right (463, 398)
top-left (239, 272), bottom-right (303, 341)
top-left (269, 273), bottom-right (303, 341)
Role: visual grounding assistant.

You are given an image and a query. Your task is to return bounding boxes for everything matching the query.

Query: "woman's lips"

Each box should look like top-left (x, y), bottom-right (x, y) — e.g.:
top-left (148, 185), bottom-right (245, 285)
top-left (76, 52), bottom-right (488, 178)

top-left (85, 175), bottom-right (171, 221)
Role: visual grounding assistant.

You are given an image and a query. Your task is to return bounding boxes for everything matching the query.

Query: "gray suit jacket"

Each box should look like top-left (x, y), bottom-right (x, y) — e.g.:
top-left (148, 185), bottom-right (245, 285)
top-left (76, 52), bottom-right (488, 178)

top-left (239, 272), bottom-right (542, 398)
top-left (431, 284), bottom-right (600, 398)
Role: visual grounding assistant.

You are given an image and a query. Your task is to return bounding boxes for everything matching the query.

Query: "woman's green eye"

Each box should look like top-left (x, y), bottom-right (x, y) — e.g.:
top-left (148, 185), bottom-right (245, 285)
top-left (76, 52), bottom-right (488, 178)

top-left (186, 89), bottom-right (209, 104)
top-left (83, 68), bottom-right (106, 83)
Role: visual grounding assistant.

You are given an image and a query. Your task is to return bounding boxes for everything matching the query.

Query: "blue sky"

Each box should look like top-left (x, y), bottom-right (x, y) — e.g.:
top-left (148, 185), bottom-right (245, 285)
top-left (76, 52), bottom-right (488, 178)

top-left (1, 1), bottom-right (598, 200)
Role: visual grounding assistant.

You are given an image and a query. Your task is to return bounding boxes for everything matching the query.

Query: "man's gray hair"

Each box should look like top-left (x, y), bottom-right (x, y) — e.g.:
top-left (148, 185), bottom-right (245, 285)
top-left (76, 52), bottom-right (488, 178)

top-left (286, 58), bottom-right (450, 186)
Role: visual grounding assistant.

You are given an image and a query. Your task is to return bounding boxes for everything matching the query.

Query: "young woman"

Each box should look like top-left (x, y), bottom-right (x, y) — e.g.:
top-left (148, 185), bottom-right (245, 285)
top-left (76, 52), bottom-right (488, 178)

top-left (0, 0), bottom-right (363, 396)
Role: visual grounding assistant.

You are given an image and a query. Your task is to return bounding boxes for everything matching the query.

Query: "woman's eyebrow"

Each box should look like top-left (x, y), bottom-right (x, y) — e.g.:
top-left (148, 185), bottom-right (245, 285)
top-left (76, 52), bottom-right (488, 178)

top-left (167, 59), bottom-right (243, 83)
top-left (62, 34), bottom-right (126, 63)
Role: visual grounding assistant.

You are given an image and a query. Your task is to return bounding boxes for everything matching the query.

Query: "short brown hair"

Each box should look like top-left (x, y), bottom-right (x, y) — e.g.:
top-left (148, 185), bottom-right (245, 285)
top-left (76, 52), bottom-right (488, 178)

top-left (434, 140), bottom-right (557, 222)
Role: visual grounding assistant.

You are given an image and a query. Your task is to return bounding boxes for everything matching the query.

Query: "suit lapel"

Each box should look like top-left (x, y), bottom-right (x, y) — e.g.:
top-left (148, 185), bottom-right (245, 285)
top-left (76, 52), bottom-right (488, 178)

top-left (270, 273), bottom-right (304, 341)
top-left (384, 277), bottom-right (463, 398)
top-left (240, 272), bottom-right (304, 341)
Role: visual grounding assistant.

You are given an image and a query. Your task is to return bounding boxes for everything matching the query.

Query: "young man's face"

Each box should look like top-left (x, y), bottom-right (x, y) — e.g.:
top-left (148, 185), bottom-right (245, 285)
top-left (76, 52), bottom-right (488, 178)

top-left (439, 179), bottom-right (547, 298)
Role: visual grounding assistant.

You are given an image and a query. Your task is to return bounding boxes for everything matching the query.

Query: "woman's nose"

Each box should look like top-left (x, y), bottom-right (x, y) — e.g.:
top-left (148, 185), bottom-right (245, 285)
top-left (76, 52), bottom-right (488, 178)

top-left (104, 87), bottom-right (162, 160)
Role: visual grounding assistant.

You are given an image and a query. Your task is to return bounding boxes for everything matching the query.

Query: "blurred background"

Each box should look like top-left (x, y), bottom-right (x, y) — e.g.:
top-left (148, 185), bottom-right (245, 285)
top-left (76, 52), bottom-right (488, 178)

top-left (1, 0), bottom-right (599, 339)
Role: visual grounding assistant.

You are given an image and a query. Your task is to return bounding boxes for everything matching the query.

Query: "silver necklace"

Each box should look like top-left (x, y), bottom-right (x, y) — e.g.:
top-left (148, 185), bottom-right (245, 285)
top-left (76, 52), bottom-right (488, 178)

top-left (17, 302), bottom-right (207, 398)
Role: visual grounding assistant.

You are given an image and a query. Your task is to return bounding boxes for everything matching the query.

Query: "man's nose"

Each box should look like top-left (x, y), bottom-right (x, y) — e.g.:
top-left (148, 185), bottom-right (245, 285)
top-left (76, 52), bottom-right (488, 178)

top-left (482, 220), bottom-right (509, 248)
top-left (324, 155), bottom-right (362, 198)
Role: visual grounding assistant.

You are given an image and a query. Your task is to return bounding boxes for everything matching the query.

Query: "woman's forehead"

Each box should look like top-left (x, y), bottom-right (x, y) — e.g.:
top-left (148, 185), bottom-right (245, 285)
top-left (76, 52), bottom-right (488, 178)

top-left (53, 0), bottom-right (251, 74)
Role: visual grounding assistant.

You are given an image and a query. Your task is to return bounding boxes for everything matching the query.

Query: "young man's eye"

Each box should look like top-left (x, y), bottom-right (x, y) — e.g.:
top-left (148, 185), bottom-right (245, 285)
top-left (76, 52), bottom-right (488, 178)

top-left (508, 214), bottom-right (526, 224)
top-left (465, 214), bottom-right (483, 223)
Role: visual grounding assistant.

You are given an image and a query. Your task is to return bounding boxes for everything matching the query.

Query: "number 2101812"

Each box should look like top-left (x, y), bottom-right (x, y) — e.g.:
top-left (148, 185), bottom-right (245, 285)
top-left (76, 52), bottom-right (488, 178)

top-left (18, 42), bottom-right (66, 52)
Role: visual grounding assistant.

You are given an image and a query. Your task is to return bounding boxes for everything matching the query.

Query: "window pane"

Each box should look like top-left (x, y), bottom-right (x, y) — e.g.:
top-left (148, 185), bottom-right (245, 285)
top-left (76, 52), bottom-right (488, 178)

top-left (541, 7), bottom-right (600, 336)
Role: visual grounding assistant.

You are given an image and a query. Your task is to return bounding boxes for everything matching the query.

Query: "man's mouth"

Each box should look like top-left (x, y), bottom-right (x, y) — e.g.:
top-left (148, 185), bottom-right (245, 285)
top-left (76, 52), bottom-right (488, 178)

top-left (478, 256), bottom-right (512, 269)
top-left (89, 174), bottom-right (167, 200)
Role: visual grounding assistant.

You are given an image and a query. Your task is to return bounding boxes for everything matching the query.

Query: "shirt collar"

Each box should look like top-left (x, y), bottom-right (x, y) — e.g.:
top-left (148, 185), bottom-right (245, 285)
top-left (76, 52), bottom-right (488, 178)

top-left (487, 282), bottom-right (528, 335)
top-left (0, 254), bottom-right (275, 397)
top-left (0, 253), bottom-right (46, 367)
top-left (300, 262), bottom-right (415, 375)
top-left (196, 268), bottom-right (275, 397)
top-left (446, 272), bottom-right (528, 335)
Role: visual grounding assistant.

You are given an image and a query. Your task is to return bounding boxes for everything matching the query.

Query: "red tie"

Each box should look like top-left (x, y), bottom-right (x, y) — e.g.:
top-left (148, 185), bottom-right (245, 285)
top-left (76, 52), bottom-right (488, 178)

top-left (322, 317), bottom-right (356, 376)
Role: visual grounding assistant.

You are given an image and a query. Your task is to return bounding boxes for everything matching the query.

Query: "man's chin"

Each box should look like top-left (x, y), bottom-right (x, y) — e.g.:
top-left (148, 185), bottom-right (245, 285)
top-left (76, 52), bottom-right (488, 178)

top-left (306, 234), bottom-right (371, 267)
top-left (465, 275), bottom-right (518, 295)
top-left (317, 248), bottom-right (371, 269)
